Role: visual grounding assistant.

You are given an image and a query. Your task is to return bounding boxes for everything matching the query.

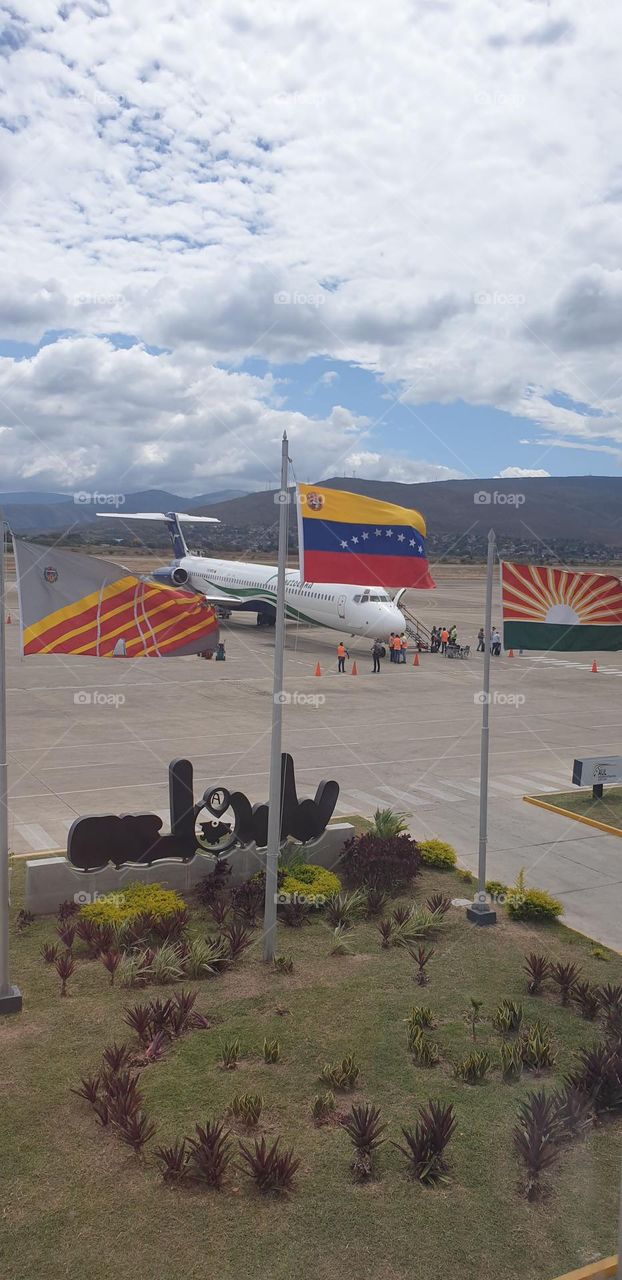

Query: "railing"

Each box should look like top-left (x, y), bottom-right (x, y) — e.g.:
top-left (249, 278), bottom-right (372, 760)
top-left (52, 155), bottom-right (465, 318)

top-left (401, 605), bottom-right (431, 645)
top-left (553, 1258), bottom-right (617, 1279)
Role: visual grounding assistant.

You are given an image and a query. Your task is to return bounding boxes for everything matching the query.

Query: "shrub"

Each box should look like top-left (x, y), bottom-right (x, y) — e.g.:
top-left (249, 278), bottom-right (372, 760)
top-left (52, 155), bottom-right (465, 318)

top-left (370, 807), bottom-right (409, 838)
top-left (279, 864), bottom-right (341, 906)
top-left (392, 1100), bottom-right (456, 1185)
top-left (183, 936), bottom-right (228, 979)
top-left (453, 1050), bottom-right (491, 1084)
top-left (79, 882), bottom-right (186, 929)
top-left (365, 887), bottom-right (388, 917)
top-left (418, 839), bottom-right (457, 870)
top-left (312, 1091), bottom-right (336, 1125)
top-left (123, 1002), bottom-right (153, 1043)
top-left (493, 999), bottom-right (524, 1035)
top-left (186, 1120), bottom-right (234, 1188)
top-left (519, 1021), bottom-right (557, 1072)
top-left (506, 872), bottom-right (563, 922)
top-left (41, 942), bottom-right (58, 965)
top-left (513, 1090), bottom-right (562, 1200)
top-left (221, 920), bottom-right (255, 961)
top-left (238, 1136), bottom-right (300, 1193)
top-left (406, 1005), bottom-right (435, 1031)
top-left (230, 879), bottom-right (264, 925)
top-left (54, 949), bottom-right (76, 996)
top-left (425, 893), bottom-right (452, 918)
top-left (329, 924), bottom-right (353, 956)
top-left (597, 984), bottom-right (622, 1039)
top-left (149, 943), bottom-right (185, 985)
top-left (273, 954), bottom-right (294, 974)
top-left (523, 953), bottom-right (551, 995)
top-left (377, 918), bottom-right (395, 948)
top-left (408, 944), bottom-right (434, 986)
top-left (281, 902), bottom-right (311, 927)
top-left (485, 879), bottom-right (508, 899)
top-left (101, 949), bottom-right (121, 986)
top-left (320, 1053), bottom-right (360, 1090)
top-left (340, 832), bottom-right (421, 892)
top-left (57, 922), bottom-right (75, 950)
top-left (118, 949), bottom-right (152, 989)
top-left (550, 961), bottom-right (581, 1006)
top-left (263, 1038), bottom-right (280, 1064)
top-left (342, 1102), bottom-right (386, 1179)
top-left (195, 860), bottom-right (232, 907)
top-left (566, 1040), bottom-right (622, 1114)
top-left (553, 1084), bottom-right (593, 1139)
top-left (117, 1110), bottom-right (156, 1153)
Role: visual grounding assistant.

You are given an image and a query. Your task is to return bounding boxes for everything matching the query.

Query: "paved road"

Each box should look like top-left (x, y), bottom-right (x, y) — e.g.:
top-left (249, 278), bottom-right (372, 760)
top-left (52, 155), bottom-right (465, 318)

top-left (4, 573), bottom-right (622, 950)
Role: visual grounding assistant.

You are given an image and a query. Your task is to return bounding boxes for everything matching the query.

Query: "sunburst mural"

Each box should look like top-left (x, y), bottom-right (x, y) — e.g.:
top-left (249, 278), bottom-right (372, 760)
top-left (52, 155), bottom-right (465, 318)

top-left (501, 562), bottom-right (622, 652)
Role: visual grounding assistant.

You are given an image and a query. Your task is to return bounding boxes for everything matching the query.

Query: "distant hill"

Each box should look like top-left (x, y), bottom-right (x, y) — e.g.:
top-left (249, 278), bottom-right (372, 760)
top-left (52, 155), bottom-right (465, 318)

top-left (195, 476), bottom-right (622, 549)
top-left (0, 487), bottom-right (250, 533)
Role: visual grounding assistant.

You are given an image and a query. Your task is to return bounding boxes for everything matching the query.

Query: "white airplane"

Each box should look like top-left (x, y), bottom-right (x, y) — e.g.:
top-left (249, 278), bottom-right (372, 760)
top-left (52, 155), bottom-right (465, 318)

top-left (98, 511), bottom-right (408, 642)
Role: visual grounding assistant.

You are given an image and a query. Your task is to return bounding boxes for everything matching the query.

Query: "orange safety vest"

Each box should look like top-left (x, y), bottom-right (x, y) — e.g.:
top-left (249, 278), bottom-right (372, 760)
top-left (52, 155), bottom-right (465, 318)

top-left (400, 636), bottom-right (408, 650)
top-left (337, 644), bottom-right (346, 657)
top-left (392, 635), bottom-right (401, 650)
top-left (441, 630), bottom-right (448, 642)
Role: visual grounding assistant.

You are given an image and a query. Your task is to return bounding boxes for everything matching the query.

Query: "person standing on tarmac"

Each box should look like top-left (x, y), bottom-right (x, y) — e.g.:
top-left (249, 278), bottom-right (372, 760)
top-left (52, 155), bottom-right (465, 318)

top-left (337, 640), bottom-right (349, 673)
top-left (477, 626), bottom-right (485, 652)
top-left (400, 633), bottom-right (408, 663)
top-left (371, 639), bottom-right (383, 673)
top-left (389, 632), bottom-right (396, 662)
top-left (393, 633), bottom-right (402, 663)
top-left (440, 626), bottom-right (449, 654)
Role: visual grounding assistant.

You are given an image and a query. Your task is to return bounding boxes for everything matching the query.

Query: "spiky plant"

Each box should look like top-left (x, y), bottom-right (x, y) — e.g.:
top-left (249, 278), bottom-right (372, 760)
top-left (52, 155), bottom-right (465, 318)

top-left (499, 1041), bottom-right (523, 1083)
top-left (75, 918), bottom-right (100, 957)
top-left (41, 941), bottom-right (58, 965)
top-left (186, 1120), bottom-right (234, 1188)
top-left (453, 1051), bottom-right (491, 1084)
top-left (228, 1092), bottom-right (263, 1126)
top-left (56, 922), bottom-right (75, 950)
top-left (392, 1100), bottom-right (456, 1185)
top-left (325, 889), bottom-right (366, 930)
top-left (566, 1040), bottom-right (622, 1114)
top-left (320, 1053), bottom-right (359, 1090)
top-left (411, 944), bottom-right (434, 986)
top-left (597, 983), bottom-right (622, 1039)
top-left (118, 949), bottom-right (152, 989)
top-left (550, 961), bottom-right (581, 1006)
top-left (392, 905), bottom-right (413, 928)
top-left (263, 1038), bottom-right (280, 1064)
top-left (54, 949), bottom-right (76, 996)
top-left (149, 943), bottom-right (185, 985)
top-left (553, 1084), bottom-right (593, 1139)
top-left (220, 1037), bottom-right (241, 1069)
top-left (342, 1102), bottom-right (386, 1179)
top-left (135, 1031), bottom-right (168, 1067)
top-left (154, 1138), bottom-right (189, 1182)
top-left (406, 1005), bottom-right (435, 1032)
top-left (117, 1110), bottom-right (156, 1153)
top-left (209, 896), bottom-right (230, 927)
top-left (231, 879), bottom-right (265, 926)
top-left (520, 1021), bottom-right (557, 1072)
top-left (377, 918), bottom-right (395, 949)
top-left (573, 981), bottom-right (601, 1022)
top-left (513, 1089), bottom-right (562, 1200)
top-left (71, 1074), bottom-right (101, 1105)
top-left (523, 952), bottom-right (551, 996)
top-left (330, 924), bottom-right (353, 956)
top-left (93, 922), bottom-right (117, 953)
top-left (370, 806), bottom-right (409, 838)
top-left (365, 887), bottom-right (388, 917)
top-left (183, 936), bottom-right (227, 979)
top-left (57, 898), bottom-right (79, 921)
top-left (273, 954), bottom-right (294, 974)
top-left (492, 999), bottom-right (524, 1035)
top-left (221, 920), bottom-right (255, 962)
top-left (466, 997), bottom-right (484, 1042)
top-left (123, 1002), bottom-right (153, 1043)
top-left (16, 908), bottom-right (34, 931)
top-left (102, 1042), bottom-right (133, 1074)
top-left (238, 1136), bottom-right (300, 1193)
top-left (312, 1091), bottom-right (336, 1125)
top-left (100, 949), bottom-right (121, 986)
top-left (408, 1027), bottom-right (440, 1067)
top-left (425, 893), bottom-right (452, 918)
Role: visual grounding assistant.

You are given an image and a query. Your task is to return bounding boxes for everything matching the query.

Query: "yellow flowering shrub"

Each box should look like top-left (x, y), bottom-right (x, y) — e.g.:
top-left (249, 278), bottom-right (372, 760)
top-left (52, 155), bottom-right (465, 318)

top-left (78, 881), bottom-right (186, 926)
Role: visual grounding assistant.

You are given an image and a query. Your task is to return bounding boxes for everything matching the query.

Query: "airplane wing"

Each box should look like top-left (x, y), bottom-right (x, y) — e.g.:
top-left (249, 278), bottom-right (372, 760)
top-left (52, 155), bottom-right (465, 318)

top-left (97, 512), bottom-right (219, 523)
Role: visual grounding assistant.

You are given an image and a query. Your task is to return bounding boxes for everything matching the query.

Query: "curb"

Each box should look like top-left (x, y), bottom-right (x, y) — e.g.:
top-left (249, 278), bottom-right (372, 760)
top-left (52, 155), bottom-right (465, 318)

top-left (523, 794), bottom-right (622, 839)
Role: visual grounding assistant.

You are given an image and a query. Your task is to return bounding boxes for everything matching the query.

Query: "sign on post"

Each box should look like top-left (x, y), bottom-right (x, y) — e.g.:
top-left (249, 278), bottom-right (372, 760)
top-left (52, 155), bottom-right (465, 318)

top-left (572, 756), bottom-right (622, 799)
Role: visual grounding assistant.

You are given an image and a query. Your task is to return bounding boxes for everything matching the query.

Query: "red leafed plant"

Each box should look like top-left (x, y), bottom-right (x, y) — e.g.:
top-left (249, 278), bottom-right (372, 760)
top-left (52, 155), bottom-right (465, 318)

top-left (154, 1139), bottom-right (189, 1183)
top-left (186, 1120), bottom-right (234, 1188)
top-left (54, 949), bottom-right (76, 996)
top-left (238, 1136), bottom-right (300, 1193)
top-left (101, 949), bottom-right (121, 986)
top-left (340, 832), bottom-right (422, 892)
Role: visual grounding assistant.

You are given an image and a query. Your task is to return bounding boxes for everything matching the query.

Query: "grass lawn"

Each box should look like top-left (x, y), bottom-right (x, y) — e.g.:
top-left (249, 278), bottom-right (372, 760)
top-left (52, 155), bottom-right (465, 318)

top-left (2, 860), bottom-right (622, 1280)
top-left (529, 788), bottom-right (622, 835)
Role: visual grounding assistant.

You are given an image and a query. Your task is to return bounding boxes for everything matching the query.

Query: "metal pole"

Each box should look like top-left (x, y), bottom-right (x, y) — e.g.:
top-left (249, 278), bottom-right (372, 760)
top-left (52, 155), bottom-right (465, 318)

top-left (0, 513), bottom-right (22, 1012)
top-left (467, 527), bottom-right (496, 926)
top-left (262, 432), bottom-right (289, 961)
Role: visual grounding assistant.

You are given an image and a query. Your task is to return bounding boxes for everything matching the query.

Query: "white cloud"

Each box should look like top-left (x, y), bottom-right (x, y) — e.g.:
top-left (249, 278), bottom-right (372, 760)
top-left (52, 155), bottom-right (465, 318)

top-left (497, 466), bottom-right (551, 478)
top-left (0, 1), bottom-right (621, 482)
top-left (340, 450), bottom-right (464, 484)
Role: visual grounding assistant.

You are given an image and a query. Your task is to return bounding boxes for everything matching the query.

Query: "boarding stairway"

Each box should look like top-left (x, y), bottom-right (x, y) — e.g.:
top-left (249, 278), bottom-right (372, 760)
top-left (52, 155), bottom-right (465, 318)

top-left (401, 605), bottom-right (431, 647)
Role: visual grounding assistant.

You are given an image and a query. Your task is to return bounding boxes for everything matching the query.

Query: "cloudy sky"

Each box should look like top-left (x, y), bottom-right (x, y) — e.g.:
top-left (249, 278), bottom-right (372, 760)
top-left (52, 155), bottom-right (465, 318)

top-left (1, 0), bottom-right (621, 497)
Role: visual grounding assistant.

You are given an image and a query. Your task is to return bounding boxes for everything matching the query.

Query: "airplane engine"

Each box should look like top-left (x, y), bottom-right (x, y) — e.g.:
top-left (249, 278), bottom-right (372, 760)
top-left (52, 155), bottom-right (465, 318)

top-left (151, 565), bottom-right (189, 587)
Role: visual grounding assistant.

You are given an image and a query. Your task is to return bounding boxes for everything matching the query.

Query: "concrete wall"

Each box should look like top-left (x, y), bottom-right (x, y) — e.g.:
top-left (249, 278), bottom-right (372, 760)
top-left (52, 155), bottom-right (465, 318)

top-left (24, 823), bottom-right (354, 916)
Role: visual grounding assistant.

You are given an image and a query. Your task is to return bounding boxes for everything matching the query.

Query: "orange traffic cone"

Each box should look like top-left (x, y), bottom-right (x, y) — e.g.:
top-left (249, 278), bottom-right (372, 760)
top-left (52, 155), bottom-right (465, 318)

top-left (351, 661), bottom-right (358, 675)
top-left (314, 661), bottom-right (321, 676)
top-left (591, 659), bottom-right (598, 673)
top-left (413, 652), bottom-right (420, 666)
top-left (508, 648), bottom-right (514, 658)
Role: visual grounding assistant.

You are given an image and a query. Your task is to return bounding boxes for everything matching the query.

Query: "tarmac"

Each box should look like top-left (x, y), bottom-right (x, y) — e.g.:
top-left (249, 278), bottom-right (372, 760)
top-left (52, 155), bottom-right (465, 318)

top-left (4, 566), bottom-right (622, 950)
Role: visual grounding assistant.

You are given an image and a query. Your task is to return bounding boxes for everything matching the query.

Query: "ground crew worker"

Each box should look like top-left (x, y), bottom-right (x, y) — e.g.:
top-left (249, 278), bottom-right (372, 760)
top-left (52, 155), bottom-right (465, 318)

top-left (337, 641), bottom-right (349, 673)
top-left (440, 627), bottom-right (449, 654)
top-left (389, 632), bottom-right (395, 662)
top-left (477, 627), bottom-right (485, 652)
top-left (400, 633), bottom-right (408, 663)
top-left (371, 639), bottom-right (383, 673)
top-left (392, 633), bottom-right (402, 662)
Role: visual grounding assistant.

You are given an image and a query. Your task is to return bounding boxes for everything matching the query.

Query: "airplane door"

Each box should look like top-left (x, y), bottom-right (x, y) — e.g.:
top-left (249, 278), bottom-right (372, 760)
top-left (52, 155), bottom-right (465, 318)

top-left (337, 593), bottom-right (346, 619)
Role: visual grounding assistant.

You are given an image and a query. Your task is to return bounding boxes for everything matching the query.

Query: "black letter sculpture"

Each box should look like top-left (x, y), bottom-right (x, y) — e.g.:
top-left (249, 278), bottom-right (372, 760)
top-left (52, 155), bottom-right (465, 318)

top-left (67, 753), bottom-right (339, 872)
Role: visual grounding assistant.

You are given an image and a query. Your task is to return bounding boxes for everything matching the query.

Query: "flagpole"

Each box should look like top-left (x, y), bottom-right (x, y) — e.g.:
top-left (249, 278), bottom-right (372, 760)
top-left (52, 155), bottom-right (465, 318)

top-left (262, 432), bottom-right (289, 962)
top-left (0, 513), bottom-right (22, 1013)
top-left (467, 526), bottom-right (497, 927)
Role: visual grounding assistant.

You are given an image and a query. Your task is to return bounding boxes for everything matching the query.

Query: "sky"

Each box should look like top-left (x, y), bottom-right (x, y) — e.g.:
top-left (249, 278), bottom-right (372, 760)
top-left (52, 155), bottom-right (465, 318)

top-left (1, 0), bottom-right (621, 498)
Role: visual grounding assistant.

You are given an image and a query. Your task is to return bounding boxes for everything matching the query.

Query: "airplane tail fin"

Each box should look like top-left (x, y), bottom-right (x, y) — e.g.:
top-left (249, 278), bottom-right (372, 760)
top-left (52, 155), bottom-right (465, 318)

top-left (96, 511), bottom-right (219, 560)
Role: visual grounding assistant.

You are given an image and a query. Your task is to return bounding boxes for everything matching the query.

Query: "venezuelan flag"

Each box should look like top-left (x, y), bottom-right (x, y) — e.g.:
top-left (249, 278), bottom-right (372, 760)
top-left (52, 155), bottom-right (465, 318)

top-left (297, 484), bottom-right (436, 589)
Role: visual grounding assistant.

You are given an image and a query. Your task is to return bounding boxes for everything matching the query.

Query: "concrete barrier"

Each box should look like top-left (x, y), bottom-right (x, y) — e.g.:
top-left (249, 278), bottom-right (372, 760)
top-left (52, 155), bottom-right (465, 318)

top-left (24, 823), bottom-right (355, 915)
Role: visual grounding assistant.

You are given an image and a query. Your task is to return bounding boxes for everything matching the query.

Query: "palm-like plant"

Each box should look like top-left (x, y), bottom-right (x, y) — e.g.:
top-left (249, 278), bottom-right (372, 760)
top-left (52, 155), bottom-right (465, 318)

top-left (342, 1102), bottom-right (386, 1180)
top-left (523, 952), bottom-right (551, 995)
top-left (392, 1100), bottom-right (456, 1185)
top-left (371, 807), bottom-right (409, 838)
top-left (513, 1090), bottom-right (562, 1200)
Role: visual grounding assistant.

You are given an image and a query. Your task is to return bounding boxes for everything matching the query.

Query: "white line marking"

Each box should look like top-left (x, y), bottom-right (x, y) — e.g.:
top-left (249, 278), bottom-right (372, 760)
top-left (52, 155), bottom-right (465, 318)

top-left (16, 823), bottom-right (57, 851)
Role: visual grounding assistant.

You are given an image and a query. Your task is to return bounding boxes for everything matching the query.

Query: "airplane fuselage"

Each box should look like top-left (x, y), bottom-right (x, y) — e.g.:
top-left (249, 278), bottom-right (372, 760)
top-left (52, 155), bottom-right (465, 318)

top-left (165, 554), bottom-right (407, 641)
